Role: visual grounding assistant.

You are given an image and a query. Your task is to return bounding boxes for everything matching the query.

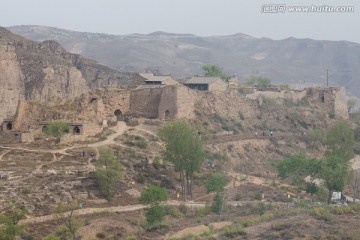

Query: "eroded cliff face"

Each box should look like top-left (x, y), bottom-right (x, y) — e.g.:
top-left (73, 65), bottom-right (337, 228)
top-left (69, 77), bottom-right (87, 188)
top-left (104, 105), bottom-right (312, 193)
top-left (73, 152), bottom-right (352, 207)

top-left (0, 45), bottom-right (25, 123)
top-left (0, 27), bottom-right (138, 123)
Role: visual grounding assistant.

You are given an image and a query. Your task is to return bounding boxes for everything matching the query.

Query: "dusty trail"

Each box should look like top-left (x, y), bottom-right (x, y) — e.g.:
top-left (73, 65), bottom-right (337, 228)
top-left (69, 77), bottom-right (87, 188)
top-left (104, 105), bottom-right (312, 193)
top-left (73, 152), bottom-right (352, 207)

top-left (20, 200), bottom-right (206, 225)
top-left (0, 149), bottom-right (11, 161)
top-left (4, 125), bottom-right (326, 229)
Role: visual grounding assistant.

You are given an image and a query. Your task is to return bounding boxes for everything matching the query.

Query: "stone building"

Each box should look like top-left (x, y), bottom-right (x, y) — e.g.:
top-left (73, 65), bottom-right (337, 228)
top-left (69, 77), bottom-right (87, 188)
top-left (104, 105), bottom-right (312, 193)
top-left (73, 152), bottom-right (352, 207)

top-left (141, 73), bottom-right (179, 86)
top-left (184, 77), bottom-right (227, 91)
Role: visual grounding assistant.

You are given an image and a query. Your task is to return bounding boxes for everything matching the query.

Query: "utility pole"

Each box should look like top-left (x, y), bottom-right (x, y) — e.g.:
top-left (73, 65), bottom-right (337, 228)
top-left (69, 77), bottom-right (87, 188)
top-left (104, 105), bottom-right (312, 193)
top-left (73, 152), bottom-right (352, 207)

top-left (326, 69), bottom-right (329, 87)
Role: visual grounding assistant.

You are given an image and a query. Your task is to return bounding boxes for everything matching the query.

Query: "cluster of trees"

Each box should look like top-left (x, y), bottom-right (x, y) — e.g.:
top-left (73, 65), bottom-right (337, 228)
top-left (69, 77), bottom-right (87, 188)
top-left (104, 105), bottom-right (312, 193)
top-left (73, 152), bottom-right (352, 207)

top-left (0, 201), bottom-right (28, 240)
top-left (202, 64), bottom-right (231, 82)
top-left (245, 76), bottom-right (272, 88)
top-left (277, 120), bottom-right (355, 203)
top-left (158, 120), bottom-right (205, 200)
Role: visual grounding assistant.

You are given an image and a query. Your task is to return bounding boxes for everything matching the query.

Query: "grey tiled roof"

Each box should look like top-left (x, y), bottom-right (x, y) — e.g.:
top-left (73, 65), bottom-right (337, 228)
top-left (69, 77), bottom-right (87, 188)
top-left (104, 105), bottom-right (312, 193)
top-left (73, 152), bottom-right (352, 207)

top-left (135, 84), bottom-right (166, 90)
top-left (184, 77), bottom-right (222, 84)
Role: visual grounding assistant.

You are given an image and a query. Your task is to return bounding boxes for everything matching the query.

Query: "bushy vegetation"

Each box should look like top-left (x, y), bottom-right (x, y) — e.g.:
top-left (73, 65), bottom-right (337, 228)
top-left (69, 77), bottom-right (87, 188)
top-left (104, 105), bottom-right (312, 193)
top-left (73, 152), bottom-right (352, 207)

top-left (212, 113), bottom-right (243, 133)
top-left (43, 121), bottom-right (70, 143)
top-left (95, 147), bottom-right (123, 200)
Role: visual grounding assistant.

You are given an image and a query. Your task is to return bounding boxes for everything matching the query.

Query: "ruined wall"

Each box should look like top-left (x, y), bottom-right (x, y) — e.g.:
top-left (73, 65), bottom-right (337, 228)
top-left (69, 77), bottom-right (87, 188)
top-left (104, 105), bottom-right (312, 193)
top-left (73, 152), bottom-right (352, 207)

top-left (176, 85), bottom-right (197, 119)
top-left (333, 87), bottom-right (349, 119)
top-left (196, 90), bottom-right (259, 119)
top-left (158, 86), bottom-right (178, 120)
top-left (77, 89), bottom-right (131, 123)
top-left (61, 122), bottom-right (103, 143)
top-left (305, 87), bottom-right (349, 119)
top-left (101, 90), bottom-right (131, 118)
top-left (246, 88), bottom-right (307, 102)
top-left (208, 79), bottom-right (227, 92)
top-left (130, 87), bottom-right (163, 118)
top-left (0, 45), bottom-right (25, 123)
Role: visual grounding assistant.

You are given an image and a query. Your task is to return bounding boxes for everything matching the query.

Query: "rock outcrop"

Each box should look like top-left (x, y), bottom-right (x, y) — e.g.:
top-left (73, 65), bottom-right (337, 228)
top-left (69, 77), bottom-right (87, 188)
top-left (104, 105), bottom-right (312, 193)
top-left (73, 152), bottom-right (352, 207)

top-left (0, 27), bottom-right (139, 123)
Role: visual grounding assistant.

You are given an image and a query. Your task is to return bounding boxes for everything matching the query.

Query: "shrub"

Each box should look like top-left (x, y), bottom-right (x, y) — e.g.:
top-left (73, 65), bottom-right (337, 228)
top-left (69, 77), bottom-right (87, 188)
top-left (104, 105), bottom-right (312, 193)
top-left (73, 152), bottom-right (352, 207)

top-left (164, 206), bottom-right (182, 218)
top-left (179, 203), bottom-right (188, 215)
top-left (254, 192), bottom-right (262, 200)
top-left (311, 206), bottom-right (333, 221)
top-left (211, 194), bottom-right (223, 214)
top-left (221, 224), bottom-right (246, 238)
top-left (139, 185), bottom-right (168, 205)
top-left (136, 140), bottom-right (147, 149)
top-left (146, 205), bottom-right (165, 224)
top-left (152, 156), bottom-right (161, 169)
top-left (197, 206), bottom-right (210, 217)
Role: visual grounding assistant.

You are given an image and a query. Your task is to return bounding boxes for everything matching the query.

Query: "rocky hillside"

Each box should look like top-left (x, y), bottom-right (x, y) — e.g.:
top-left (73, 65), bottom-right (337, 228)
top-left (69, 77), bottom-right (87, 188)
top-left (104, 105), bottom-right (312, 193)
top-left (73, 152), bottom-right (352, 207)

top-left (8, 25), bottom-right (360, 97)
top-left (0, 27), bottom-right (138, 123)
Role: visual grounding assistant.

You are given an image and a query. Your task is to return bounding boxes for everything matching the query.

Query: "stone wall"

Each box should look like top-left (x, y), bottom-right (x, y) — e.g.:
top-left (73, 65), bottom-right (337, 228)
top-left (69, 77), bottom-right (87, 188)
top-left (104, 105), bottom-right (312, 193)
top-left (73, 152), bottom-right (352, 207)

top-left (60, 122), bottom-right (103, 143)
top-left (196, 90), bottom-right (259, 119)
top-left (208, 79), bottom-right (227, 92)
top-left (176, 85), bottom-right (197, 119)
top-left (158, 86), bottom-right (177, 120)
top-left (333, 87), bottom-right (349, 119)
top-left (246, 88), bottom-right (307, 101)
top-left (130, 87), bottom-right (163, 118)
top-left (305, 87), bottom-right (349, 119)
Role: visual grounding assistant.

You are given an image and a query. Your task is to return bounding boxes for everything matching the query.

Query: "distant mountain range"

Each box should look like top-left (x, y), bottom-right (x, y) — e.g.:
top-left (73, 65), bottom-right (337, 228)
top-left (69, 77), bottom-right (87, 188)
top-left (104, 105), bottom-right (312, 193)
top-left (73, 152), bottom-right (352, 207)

top-left (8, 25), bottom-right (360, 97)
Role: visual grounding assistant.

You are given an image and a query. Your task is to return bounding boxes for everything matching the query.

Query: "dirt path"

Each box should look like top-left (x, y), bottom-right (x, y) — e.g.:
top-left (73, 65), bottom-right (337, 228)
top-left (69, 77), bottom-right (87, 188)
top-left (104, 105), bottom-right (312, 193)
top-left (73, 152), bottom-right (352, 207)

top-left (0, 149), bottom-right (11, 161)
top-left (87, 122), bottom-right (127, 148)
top-left (20, 200), bottom-right (205, 225)
top-left (164, 221), bottom-right (232, 239)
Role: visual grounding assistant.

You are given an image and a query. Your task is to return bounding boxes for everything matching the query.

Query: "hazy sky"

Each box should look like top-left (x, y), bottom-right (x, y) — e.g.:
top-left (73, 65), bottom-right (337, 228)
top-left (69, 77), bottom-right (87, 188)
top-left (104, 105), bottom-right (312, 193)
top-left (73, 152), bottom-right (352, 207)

top-left (1, 0), bottom-right (359, 43)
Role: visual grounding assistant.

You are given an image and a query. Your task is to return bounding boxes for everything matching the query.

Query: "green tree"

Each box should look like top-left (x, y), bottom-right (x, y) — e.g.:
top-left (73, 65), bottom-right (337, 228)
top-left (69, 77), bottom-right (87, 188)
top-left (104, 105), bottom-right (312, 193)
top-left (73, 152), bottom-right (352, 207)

top-left (139, 185), bottom-right (168, 205)
top-left (53, 201), bottom-right (83, 240)
top-left (277, 154), bottom-right (322, 199)
top-left (158, 120), bottom-right (205, 200)
top-left (277, 154), bottom-right (350, 204)
top-left (256, 77), bottom-right (272, 88)
top-left (145, 204), bottom-right (166, 224)
top-left (95, 147), bottom-right (123, 200)
top-left (321, 156), bottom-right (349, 204)
top-left (0, 202), bottom-right (28, 240)
top-left (325, 120), bottom-right (355, 162)
top-left (307, 129), bottom-right (325, 149)
top-left (347, 98), bottom-right (357, 113)
top-left (139, 186), bottom-right (168, 225)
top-left (277, 154), bottom-right (321, 185)
top-left (44, 121), bottom-right (70, 143)
top-left (205, 174), bottom-right (227, 193)
top-left (245, 76), bottom-right (271, 88)
top-left (205, 174), bottom-right (227, 214)
top-left (202, 64), bottom-right (230, 82)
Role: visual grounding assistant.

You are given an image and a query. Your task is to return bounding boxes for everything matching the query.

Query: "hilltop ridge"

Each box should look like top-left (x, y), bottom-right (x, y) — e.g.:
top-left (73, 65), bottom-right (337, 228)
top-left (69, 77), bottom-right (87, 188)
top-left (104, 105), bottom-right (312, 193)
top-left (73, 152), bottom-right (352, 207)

top-left (8, 25), bottom-right (360, 98)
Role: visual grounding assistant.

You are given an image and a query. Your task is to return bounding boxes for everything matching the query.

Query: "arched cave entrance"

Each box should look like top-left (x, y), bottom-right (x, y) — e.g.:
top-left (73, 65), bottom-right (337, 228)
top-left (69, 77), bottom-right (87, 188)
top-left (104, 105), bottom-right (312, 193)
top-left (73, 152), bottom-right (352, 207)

top-left (114, 109), bottom-right (123, 121)
top-left (321, 95), bottom-right (325, 103)
top-left (6, 122), bottom-right (12, 130)
top-left (73, 126), bottom-right (81, 135)
top-left (164, 110), bottom-right (170, 120)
